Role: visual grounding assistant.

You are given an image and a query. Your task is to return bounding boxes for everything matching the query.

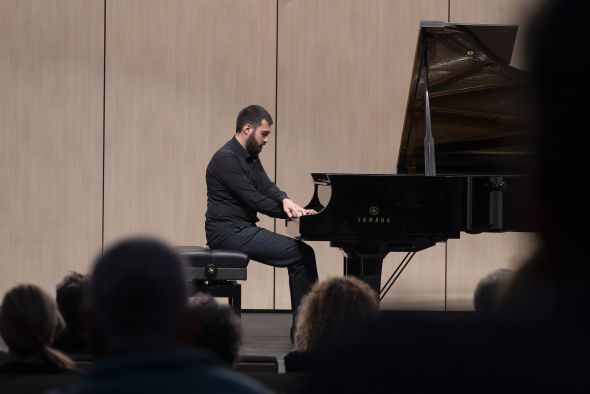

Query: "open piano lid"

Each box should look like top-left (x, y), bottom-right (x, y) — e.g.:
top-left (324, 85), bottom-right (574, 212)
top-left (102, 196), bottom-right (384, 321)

top-left (397, 21), bottom-right (533, 175)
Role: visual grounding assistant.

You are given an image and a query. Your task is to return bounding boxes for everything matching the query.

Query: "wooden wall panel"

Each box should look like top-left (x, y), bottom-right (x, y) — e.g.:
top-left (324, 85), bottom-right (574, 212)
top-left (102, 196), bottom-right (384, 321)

top-left (0, 0), bottom-right (104, 299)
top-left (104, 0), bottom-right (277, 309)
top-left (446, 0), bottom-right (544, 310)
top-left (276, 0), bottom-right (449, 310)
top-left (380, 245), bottom-right (447, 310)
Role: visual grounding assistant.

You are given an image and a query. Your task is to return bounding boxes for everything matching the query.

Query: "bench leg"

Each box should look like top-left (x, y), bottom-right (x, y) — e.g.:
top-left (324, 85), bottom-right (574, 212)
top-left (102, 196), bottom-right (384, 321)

top-left (229, 283), bottom-right (241, 317)
top-left (191, 281), bottom-right (241, 317)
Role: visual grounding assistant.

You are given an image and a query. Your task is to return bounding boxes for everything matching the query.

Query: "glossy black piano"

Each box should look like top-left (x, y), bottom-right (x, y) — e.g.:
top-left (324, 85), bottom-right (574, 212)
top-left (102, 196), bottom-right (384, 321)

top-left (287, 21), bottom-right (536, 296)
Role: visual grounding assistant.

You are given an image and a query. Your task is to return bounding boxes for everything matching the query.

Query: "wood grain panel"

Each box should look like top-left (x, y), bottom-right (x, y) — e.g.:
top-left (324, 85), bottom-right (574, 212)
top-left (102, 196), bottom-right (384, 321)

top-left (380, 244), bottom-right (447, 310)
top-left (0, 0), bottom-right (104, 299)
top-left (447, 0), bottom-right (543, 310)
top-left (104, 0), bottom-right (277, 309)
top-left (275, 0), bottom-right (449, 310)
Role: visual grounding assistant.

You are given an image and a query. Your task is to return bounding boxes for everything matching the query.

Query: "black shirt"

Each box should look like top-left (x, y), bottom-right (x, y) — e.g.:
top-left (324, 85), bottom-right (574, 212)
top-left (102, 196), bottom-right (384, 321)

top-left (205, 137), bottom-right (288, 246)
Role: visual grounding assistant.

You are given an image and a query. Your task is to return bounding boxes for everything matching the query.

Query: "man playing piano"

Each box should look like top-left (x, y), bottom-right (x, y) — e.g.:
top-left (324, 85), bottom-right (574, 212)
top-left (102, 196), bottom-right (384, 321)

top-left (205, 105), bottom-right (319, 339)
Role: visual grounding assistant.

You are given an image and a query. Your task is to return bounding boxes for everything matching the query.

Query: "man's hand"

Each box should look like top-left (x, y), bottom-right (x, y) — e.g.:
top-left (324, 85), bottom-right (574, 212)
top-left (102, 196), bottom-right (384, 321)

top-left (282, 198), bottom-right (317, 218)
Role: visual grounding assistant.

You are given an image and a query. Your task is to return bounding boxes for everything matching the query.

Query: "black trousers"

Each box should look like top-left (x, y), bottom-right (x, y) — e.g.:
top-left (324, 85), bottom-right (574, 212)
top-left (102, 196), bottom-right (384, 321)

top-left (209, 226), bottom-right (318, 313)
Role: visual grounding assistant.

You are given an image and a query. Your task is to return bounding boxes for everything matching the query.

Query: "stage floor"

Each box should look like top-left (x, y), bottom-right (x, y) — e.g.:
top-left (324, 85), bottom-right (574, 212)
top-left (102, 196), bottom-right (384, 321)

top-left (240, 312), bottom-right (294, 373)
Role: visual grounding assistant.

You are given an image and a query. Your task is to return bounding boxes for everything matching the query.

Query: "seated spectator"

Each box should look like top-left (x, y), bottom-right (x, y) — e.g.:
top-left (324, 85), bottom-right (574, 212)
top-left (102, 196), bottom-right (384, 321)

top-left (52, 272), bottom-right (92, 359)
top-left (284, 276), bottom-right (379, 373)
top-left (496, 0), bottom-right (590, 326)
top-left (181, 293), bottom-right (242, 366)
top-left (473, 268), bottom-right (514, 315)
top-left (0, 284), bottom-right (78, 375)
top-left (52, 237), bottom-right (268, 394)
top-left (0, 339), bottom-right (7, 370)
top-left (0, 349), bottom-right (8, 366)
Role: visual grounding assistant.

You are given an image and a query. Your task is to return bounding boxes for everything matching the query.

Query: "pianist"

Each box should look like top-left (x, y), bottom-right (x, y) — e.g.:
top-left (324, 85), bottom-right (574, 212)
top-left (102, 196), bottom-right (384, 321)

top-left (205, 105), bottom-right (319, 337)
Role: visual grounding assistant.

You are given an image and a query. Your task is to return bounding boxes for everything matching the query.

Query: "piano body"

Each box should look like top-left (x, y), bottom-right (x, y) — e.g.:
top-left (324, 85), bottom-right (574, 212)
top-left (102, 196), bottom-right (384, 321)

top-left (286, 21), bottom-right (536, 296)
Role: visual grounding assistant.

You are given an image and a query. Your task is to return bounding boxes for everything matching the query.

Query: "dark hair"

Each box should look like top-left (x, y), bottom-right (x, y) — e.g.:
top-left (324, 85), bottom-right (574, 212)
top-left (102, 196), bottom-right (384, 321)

top-left (0, 284), bottom-right (75, 369)
top-left (90, 238), bottom-right (187, 348)
top-left (56, 271), bottom-right (89, 327)
top-left (474, 268), bottom-right (514, 314)
top-left (235, 105), bottom-right (273, 132)
top-left (185, 293), bottom-right (241, 364)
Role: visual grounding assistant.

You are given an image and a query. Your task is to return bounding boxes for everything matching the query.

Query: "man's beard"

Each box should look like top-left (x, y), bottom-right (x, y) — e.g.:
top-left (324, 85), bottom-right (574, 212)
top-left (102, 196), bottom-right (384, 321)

top-left (246, 133), bottom-right (263, 156)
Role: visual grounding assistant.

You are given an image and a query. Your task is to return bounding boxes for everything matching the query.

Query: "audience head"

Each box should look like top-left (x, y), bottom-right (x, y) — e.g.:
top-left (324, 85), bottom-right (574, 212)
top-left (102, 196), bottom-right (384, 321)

top-left (497, 0), bottom-right (589, 322)
top-left (89, 237), bottom-right (188, 352)
top-left (0, 284), bottom-right (74, 369)
top-left (182, 293), bottom-right (242, 365)
top-left (527, 0), bottom-right (588, 251)
top-left (295, 276), bottom-right (379, 352)
top-left (474, 268), bottom-right (514, 315)
top-left (56, 271), bottom-right (89, 330)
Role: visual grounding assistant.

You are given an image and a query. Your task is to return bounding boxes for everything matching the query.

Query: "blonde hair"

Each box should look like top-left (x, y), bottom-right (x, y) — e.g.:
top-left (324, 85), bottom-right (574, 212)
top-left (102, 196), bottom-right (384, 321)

top-left (295, 276), bottom-right (379, 352)
top-left (0, 284), bottom-right (75, 369)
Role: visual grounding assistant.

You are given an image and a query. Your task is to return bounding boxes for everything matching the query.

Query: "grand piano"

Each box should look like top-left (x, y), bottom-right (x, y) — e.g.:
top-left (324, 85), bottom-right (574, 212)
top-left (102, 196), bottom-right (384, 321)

top-left (286, 21), bottom-right (536, 297)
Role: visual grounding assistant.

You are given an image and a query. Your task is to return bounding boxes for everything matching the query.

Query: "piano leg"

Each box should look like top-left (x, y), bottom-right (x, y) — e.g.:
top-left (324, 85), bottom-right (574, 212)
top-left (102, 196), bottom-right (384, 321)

top-left (342, 251), bottom-right (384, 296)
top-left (335, 241), bottom-right (434, 299)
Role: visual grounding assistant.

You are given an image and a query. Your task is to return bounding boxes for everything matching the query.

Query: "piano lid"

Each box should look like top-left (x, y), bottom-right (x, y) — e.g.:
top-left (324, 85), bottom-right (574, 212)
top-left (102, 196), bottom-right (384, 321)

top-left (397, 21), bottom-right (534, 175)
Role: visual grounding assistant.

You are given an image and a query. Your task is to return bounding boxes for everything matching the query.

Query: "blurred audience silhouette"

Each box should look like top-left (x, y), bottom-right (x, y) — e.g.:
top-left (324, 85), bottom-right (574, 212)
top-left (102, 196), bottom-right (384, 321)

top-left (52, 238), bottom-right (268, 394)
top-left (473, 268), bottom-right (514, 315)
top-left (52, 272), bottom-right (92, 360)
top-left (497, 0), bottom-right (590, 324)
top-left (181, 293), bottom-right (242, 366)
top-left (0, 284), bottom-right (77, 375)
top-left (285, 276), bottom-right (379, 373)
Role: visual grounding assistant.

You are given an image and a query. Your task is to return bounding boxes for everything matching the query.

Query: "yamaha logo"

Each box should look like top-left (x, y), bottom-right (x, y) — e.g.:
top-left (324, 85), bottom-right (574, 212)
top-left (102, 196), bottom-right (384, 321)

top-left (357, 206), bottom-right (391, 224)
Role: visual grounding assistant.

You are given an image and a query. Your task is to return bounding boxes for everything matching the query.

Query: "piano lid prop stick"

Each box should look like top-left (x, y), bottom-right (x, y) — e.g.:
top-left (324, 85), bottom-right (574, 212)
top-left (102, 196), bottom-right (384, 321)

top-left (422, 35), bottom-right (437, 177)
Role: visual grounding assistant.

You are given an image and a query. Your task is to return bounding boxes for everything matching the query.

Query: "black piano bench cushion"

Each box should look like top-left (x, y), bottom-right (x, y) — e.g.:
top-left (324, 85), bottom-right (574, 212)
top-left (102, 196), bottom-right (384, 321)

top-left (174, 246), bottom-right (246, 315)
top-left (175, 246), bottom-right (249, 269)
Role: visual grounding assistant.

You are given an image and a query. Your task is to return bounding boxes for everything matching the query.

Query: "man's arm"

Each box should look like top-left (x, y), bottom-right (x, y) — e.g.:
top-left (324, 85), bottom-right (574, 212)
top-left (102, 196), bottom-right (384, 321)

top-left (258, 160), bottom-right (316, 218)
top-left (211, 153), bottom-right (286, 218)
top-left (258, 160), bottom-right (288, 202)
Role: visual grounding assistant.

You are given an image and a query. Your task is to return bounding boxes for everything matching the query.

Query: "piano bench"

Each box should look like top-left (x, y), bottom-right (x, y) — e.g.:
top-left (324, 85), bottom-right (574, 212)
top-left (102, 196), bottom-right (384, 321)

top-left (175, 246), bottom-right (249, 316)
